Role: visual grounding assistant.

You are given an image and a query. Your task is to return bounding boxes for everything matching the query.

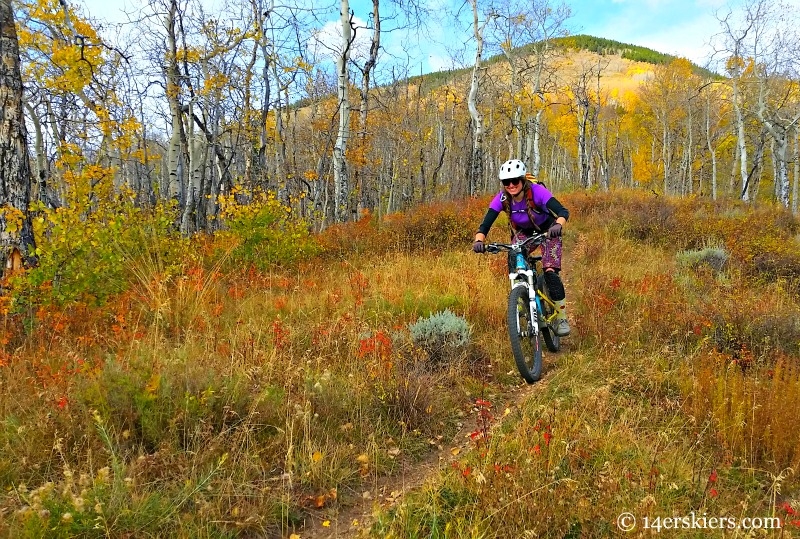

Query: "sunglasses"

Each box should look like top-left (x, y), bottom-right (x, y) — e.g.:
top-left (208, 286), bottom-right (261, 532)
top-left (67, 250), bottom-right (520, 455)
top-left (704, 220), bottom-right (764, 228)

top-left (501, 177), bottom-right (523, 187)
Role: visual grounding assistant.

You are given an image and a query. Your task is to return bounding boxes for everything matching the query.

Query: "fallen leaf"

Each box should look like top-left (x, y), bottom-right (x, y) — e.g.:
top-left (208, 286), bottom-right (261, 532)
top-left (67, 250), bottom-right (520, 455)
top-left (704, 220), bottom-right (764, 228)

top-left (322, 520), bottom-right (330, 527)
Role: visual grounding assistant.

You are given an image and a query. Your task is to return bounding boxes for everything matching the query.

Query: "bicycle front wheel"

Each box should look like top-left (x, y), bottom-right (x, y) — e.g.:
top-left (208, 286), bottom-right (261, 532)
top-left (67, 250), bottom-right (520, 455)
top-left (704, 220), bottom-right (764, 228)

top-left (507, 285), bottom-right (543, 383)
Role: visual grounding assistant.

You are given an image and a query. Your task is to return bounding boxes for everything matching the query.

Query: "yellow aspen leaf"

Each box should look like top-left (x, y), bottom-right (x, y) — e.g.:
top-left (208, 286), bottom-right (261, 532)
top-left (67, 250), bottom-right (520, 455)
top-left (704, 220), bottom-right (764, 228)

top-left (356, 454), bottom-right (369, 464)
top-left (450, 447), bottom-right (461, 456)
top-left (322, 521), bottom-right (331, 527)
top-left (312, 451), bottom-right (323, 463)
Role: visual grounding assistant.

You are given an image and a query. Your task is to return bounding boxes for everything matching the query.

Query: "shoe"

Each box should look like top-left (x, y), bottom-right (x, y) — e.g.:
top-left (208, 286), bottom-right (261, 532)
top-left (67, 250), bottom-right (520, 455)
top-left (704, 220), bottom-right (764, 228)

top-left (554, 319), bottom-right (570, 337)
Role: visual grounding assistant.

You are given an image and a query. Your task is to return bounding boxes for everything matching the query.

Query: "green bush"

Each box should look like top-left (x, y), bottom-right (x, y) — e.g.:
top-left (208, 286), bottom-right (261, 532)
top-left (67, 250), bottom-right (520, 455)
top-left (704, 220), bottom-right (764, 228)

top-left (13, 198), bottom-right (187, 308)
top-left (218, 188), bottom-right (320, 270)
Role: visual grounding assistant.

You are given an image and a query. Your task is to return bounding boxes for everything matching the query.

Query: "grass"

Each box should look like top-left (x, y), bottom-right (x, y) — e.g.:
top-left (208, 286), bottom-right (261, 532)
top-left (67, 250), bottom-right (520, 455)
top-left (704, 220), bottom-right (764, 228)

top-left (2, 190), bottom-right (800, 537)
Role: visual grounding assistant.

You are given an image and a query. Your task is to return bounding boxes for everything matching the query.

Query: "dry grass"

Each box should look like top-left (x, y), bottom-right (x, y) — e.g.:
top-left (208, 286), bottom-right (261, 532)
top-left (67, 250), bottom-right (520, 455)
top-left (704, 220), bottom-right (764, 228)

top-left (2, 191), bottom-right (800, 537)
top-left (372, 191), bottom-right (800, 538)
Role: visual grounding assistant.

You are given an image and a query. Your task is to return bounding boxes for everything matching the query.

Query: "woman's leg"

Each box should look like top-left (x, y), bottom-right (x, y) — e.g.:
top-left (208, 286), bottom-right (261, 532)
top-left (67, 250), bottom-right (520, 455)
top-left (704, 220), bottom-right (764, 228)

top-left (542, 236), bottom-right (570, 336)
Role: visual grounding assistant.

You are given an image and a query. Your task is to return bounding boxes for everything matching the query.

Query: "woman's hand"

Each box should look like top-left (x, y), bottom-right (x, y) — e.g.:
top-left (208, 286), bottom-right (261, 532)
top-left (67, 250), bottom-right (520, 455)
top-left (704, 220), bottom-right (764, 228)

top-left (473, 240), bottom-right (485, 253)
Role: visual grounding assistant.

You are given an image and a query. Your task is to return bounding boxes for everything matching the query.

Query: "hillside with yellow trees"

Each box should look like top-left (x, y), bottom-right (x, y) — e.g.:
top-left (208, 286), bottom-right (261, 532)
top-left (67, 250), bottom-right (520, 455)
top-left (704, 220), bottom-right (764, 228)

top-left (2, 0), bottom-right (800, 537)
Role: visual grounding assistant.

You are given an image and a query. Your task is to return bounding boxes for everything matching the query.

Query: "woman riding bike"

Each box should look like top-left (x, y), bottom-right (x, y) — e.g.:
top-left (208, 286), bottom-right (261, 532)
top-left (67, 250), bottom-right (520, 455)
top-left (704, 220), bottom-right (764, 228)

top-left (472, 159), bottom-right (571, 337)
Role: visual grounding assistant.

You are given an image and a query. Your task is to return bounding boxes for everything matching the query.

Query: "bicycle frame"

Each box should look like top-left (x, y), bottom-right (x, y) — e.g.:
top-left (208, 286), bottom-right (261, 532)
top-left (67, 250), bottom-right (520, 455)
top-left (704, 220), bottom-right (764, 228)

top-left (505, 242), bottom-right (559, 328)
top-left (485, 233), bottom-right (560, 383)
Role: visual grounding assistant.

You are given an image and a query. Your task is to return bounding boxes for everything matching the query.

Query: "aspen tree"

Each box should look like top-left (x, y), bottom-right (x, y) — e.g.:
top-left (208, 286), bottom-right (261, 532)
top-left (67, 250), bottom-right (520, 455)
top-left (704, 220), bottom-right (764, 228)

top-left (0, 0), bottom-right (37, 272)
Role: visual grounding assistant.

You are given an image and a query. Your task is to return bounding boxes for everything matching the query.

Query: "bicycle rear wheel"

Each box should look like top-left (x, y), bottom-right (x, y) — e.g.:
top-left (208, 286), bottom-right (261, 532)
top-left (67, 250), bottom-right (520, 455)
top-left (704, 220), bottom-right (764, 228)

top-left (507, 285), bottom-right (542, 383)
top-left (537, 275), bottom-right (561, 353)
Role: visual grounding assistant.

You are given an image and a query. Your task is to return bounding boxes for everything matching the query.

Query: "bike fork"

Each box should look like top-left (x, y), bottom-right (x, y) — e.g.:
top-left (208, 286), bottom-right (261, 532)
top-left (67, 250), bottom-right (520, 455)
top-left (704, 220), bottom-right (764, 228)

top-left (529, 291), bottom-right (540, 337)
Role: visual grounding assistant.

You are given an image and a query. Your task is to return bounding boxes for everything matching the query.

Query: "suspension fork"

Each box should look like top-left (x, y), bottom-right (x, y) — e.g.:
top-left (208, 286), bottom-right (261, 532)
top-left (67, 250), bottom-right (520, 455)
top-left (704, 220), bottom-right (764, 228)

top-left (510, 251), bottom-right (540, 335)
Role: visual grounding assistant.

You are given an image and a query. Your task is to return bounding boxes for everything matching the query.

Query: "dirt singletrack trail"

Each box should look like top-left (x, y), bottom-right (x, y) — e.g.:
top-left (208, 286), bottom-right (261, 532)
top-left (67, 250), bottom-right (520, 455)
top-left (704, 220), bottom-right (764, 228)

top-left (298, 245), bottom-right (577, 539)
top-left (297, 359), bottom-right (564, 539)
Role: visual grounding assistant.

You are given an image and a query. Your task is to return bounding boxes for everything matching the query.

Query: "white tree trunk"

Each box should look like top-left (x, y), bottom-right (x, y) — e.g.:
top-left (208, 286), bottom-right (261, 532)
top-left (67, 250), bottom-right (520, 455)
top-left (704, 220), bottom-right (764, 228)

top-left (662, 124), bottom-right (670, 195)
top-left (357, 0), bottom-right (380, 214)
top-left (578, 110), bottom-right (589, 188)
top-left (775, 138), bottom-right (789, 207)
top-left (734, 80), bottom-right (749, 201)
top-left (467, 0), bottom-right (488, 196)
top-left (181, 102), bottom-right (206, 234)
top-left (706, 100), bottom-right (718, 200)
top-left (333, 0), bottom-right (352, 222)
top-left (756, 86), bottom-right (798, 209)
top-left (530, 108), bottom-right (543, 176)
top-left (165, 0), bottom-right (186, 205)
top-left (686, 107), bottom-right (693, 195)
top-left (793, 130), bottom-right (799, 214)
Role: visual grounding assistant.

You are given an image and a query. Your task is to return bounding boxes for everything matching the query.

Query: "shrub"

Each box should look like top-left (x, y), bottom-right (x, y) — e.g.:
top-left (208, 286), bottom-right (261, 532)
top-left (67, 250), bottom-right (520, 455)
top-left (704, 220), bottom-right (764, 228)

top-left (676, 244), bottom-right (729, 273)
top-left (217, 187), bottom-right (320, 270)
top-left (408, 309), bottom-right (471, 368)
top-left (12, 189), bottom-right (187, 308)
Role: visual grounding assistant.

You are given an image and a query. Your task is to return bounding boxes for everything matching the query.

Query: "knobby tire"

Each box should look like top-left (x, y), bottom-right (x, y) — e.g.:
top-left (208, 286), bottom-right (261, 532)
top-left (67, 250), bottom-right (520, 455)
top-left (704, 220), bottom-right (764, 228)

top-left (507, 285), bottom-right (543, 384)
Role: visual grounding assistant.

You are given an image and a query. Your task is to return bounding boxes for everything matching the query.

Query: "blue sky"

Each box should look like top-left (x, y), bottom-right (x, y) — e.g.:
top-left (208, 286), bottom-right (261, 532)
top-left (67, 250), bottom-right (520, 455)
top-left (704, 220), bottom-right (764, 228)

top-left (569, 0), bottom-right (726, 66)
top-left (75, 0), bottom-right (750, 74)
top-left (335, 0), bottom-right (731, 74)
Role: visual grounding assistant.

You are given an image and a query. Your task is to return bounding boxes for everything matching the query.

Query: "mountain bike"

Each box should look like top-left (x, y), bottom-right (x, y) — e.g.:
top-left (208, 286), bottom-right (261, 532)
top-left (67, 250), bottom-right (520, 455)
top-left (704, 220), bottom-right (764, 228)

top-left (485, 234), bottom-right (560, 383)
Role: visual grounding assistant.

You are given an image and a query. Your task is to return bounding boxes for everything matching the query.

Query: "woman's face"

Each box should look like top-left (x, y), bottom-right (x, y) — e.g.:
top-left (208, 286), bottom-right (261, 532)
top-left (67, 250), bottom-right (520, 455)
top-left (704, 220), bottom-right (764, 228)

top-left (503, 177), bottom-right (524, 197)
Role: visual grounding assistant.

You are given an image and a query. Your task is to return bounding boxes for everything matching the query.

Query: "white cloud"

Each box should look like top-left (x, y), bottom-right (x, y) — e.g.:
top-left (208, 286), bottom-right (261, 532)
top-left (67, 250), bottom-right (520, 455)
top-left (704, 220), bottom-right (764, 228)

top-left (309, 17), bottom-right (373, 64)
top-left (584, 0), bottom-right (721, 65)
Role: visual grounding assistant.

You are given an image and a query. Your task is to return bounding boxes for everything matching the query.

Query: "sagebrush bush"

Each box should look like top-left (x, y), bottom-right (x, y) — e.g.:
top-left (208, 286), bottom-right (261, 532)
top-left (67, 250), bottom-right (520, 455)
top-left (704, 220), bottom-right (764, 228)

top-left (408, 309), bottom-right (471, 368)
top-left (676, 244), bottom-right (729, 272)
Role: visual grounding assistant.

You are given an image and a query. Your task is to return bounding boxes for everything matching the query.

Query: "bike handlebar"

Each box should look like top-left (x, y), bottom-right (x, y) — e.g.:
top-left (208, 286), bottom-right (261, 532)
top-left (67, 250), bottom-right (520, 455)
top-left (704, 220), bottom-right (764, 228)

top-left (484, 233), bottom-right (548, 254)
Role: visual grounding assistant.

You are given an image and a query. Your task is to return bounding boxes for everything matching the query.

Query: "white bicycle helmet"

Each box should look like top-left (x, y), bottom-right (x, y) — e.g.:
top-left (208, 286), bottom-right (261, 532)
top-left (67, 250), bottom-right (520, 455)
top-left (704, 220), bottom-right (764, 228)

top-left (498, 159), bottom-right (527, 180)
